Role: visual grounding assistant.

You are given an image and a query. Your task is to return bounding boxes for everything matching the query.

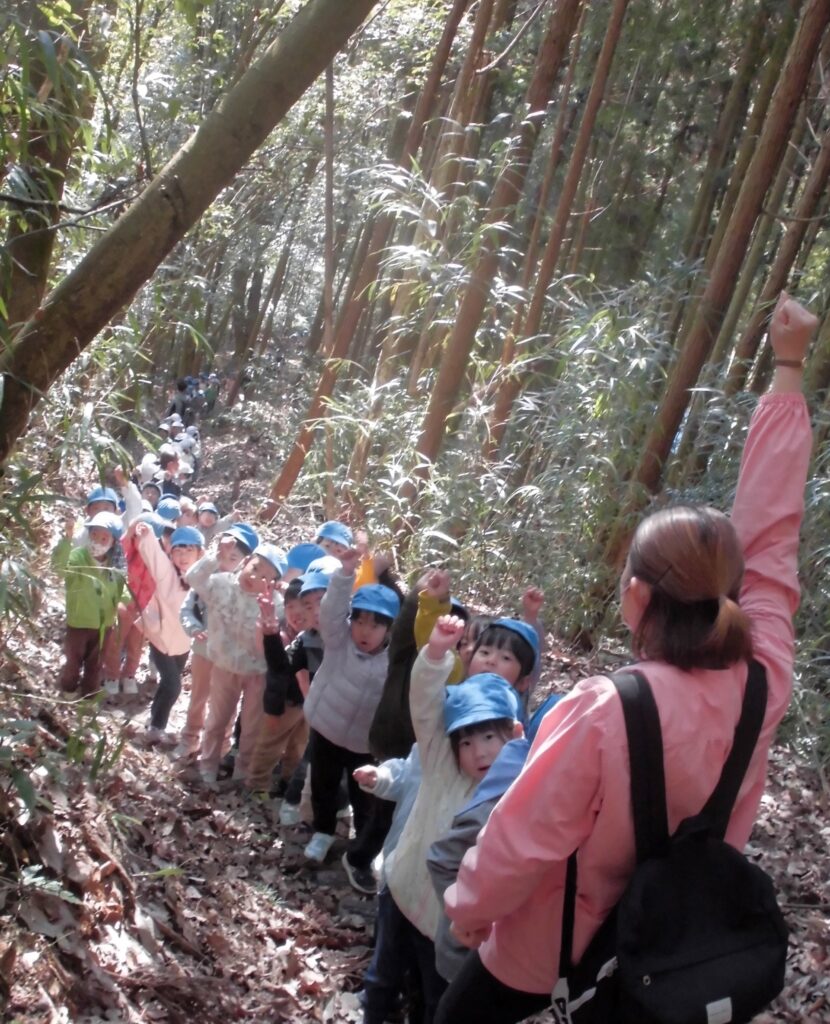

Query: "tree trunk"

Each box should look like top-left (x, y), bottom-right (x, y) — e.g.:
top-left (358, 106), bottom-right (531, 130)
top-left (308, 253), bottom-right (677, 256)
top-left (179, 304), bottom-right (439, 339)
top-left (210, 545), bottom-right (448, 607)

top-left (723, 123), bottom-right (830, 395)
top-left (410, 0), bottom-right (584, 488)
top-left (485, 0), bottom-right (629, 457)
top-left (0, 0), bottom-right (380, 467)
top-left (1, 0), bottom-right (106, 342)
top-left (603, 0), bottom-right (830, 569)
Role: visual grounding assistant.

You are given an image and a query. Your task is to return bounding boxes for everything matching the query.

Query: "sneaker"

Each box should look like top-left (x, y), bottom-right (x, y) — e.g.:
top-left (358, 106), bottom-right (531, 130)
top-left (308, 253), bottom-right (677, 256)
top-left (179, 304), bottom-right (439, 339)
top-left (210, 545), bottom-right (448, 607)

top-left (121, 676), bottom-right (138, 695)
top-left (172, 742), bottom-right (198, 761)
top-left (341, 852), bottom-right (377, 895)
top-left (279, 802), bottom-right (301, 826)
top-left (304, 832), bottom-right (335, 864)
top-left (102, 678), bottom-right (120, 696)
top-left (144, 727), bottom-right (176, 747)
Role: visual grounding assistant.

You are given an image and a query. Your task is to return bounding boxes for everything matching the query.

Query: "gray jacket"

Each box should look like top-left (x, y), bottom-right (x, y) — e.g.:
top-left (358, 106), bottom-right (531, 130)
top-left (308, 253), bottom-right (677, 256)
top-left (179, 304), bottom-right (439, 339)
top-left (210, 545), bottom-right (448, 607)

top-left (303, 569), bottom-right (390, 753)
top-left (426, 796), bottom-right (498, 982)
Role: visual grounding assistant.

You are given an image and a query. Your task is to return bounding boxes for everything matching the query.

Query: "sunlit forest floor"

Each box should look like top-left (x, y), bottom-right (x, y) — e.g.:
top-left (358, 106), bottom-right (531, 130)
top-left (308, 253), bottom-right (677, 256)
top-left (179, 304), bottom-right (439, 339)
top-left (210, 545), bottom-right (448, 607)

top-left (1, 417), bottom-right (828, 1023)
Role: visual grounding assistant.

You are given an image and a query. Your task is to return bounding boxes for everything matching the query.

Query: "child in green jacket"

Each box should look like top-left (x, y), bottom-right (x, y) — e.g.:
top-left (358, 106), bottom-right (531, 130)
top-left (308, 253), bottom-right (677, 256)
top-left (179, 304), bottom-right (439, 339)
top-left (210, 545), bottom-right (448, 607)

top-left (52, 512), bottom-right (125, 696)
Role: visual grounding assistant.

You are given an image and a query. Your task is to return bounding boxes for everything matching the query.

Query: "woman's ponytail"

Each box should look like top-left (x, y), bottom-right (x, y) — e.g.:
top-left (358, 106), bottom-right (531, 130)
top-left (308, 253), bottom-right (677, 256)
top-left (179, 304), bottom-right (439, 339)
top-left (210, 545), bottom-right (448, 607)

top-left (699, 595), bottom-right (753, 668)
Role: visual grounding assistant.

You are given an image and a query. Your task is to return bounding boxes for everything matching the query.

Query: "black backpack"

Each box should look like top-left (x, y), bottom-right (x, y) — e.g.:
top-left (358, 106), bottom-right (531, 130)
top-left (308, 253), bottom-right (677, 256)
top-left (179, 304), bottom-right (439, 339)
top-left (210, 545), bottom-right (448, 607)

top-left (552, 662), bottom-right (788, 1024)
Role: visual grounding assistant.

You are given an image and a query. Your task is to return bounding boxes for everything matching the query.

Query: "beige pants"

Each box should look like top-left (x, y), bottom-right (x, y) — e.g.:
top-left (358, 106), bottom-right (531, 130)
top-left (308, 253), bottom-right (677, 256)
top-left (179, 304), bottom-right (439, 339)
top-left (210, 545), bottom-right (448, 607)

top-left (178, 652), bottom-right (213, 753)
top-left (199, 666), bottom-right (265, 781)
top-left (246, 705), bottom-right (309, 792)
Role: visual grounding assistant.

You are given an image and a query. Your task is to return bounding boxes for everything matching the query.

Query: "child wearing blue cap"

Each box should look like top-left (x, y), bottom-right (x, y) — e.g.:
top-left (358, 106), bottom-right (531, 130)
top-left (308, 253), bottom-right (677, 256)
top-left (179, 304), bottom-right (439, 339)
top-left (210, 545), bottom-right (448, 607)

top-left (357, 614), bottom-right (523, 1024)
top-left (302, 546), bottom-right (401, 867)
top-left (185, 531), bottom-right (287, 786)
top-left (52, 511), bottom-right (125, 696)
top-left (175, 523), bottom-right (253, 760)
top-left (245, 570), bottom-right (331, 796)
top-left (315, 520), bottom-right (353, 558)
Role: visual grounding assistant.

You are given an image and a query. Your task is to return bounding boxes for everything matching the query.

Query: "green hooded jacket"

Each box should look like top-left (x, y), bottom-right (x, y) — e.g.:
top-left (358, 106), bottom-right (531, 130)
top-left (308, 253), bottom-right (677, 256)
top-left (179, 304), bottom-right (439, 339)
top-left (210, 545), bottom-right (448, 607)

top-left (52, 538), bottom-right (125, 632)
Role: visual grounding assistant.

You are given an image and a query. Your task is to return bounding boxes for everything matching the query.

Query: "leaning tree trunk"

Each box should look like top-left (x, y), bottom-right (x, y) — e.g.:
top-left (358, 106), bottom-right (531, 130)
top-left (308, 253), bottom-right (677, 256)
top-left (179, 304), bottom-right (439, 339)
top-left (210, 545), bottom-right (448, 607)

top-left (0, 0), bottom-right (380, 467)
top-left (602, 0), bottom-right (830, 570)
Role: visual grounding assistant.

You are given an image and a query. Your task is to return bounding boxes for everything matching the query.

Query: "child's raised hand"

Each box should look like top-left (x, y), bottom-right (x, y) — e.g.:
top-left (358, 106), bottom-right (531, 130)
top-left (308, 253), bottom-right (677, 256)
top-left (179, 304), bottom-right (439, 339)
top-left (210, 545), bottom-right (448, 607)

top-left (353, 765), bottom-right (378, 789)
top-left (257, 586), bottom-right (280, 635)
top-left (63, 514), bottom-right (75, 540)
top-left (427, 614), bottom-right (466, 659)
top-left (113, 465), bottom-right (128, 489)
top-left (521, 586), bottom-right (545, 622)
top-left (770, 291), bottom-right (818, 363)
top-left (134, 522), bottom-right (151, 540)
top-left (338, 546), bottom-right (362, 576)
top-left (425, 568), bottom-right (451, 602)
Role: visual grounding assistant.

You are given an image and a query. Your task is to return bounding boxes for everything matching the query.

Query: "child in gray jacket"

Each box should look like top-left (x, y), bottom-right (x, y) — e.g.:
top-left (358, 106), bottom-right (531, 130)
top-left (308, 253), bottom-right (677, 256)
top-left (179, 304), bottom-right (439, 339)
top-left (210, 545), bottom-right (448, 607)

top-left (302, 546), bottom-right (400, 871)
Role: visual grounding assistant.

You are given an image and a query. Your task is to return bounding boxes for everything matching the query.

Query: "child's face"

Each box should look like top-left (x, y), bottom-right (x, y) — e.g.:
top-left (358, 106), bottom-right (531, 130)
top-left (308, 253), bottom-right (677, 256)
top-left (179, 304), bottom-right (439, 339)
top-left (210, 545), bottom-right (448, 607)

top-left (143, 489), bottom-right (160, 509)
top-left (300, 590), bottom-right (324, 631)
top-left (457, 625), bottom-right (480, 669)
top-left (88, 526), bottom-right (114, 558)
top-left (456, 728), bottom-right (509, 781)
top-left (284, 598), bottom-right (308, 634)
top-left (218, 543), bottom-right (246, 573)
top-left (318, 537), bottom-right (349, 559)
top-left (171, 544), bottom-right (201, 573)
top-left (238, 554), bottom-right (280, 595)
top-left (350, 610), bottom-right (388, 654)
top-left (198, 511), bottom-right (218, 528)
top-left (467, 642), bottom-right (523, 687)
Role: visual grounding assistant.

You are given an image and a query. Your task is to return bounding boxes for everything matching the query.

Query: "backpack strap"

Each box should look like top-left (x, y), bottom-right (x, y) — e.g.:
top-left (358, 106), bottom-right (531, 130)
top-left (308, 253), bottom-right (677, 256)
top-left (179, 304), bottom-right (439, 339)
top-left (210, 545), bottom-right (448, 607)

top-left (688, 658), bottom-right (768, 838)
top-left (558, 669), bottom-right (667, 978)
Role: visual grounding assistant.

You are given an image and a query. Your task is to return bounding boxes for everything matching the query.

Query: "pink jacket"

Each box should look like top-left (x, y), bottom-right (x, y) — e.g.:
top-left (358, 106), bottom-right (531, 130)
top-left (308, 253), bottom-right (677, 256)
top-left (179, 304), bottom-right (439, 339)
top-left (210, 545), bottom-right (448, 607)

top-left (136, 529), bottom-right (191, 656)
top-left (445, 393), bottom-right (811, 994)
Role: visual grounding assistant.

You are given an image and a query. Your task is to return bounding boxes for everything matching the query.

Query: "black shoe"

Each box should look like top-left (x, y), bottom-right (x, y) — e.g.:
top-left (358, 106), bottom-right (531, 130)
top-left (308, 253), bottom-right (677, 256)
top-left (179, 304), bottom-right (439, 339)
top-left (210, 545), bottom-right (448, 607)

top-left (341, 852), bottom-right (377, 895)
top-left (217, 749), bottom-right (236, 780)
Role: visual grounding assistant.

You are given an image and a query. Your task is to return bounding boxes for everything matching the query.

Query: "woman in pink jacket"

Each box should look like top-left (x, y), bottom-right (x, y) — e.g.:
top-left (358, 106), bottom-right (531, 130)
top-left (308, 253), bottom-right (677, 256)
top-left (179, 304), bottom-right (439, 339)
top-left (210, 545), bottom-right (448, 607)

top-left (435, 293), bottom-right (817, 1024)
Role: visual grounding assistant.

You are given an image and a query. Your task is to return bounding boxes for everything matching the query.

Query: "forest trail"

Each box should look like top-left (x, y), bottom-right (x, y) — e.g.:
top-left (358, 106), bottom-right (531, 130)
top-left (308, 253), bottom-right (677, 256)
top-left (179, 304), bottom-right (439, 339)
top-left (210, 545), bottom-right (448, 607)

top-left (1, 418), bottom-right (828, 1024)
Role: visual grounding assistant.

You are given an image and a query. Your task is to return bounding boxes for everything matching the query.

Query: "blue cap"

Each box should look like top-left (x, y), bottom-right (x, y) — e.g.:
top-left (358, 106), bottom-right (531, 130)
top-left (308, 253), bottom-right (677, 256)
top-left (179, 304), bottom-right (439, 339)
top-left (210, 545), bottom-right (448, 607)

top-left (197, 502), bottom-right (219, 516)
top-left (222, 522), bottom-right (259, 553)
top-left (86, 486), bottom-right (118, 509)
top-left (444, 673), bottom-right (522, 734)
top-left (493, 617), bottom-right (540, 666)
top-left (299, 570), bottom-right (332, 595)
top-left (156, 497), bottom-right (182, 522)
top-left (254, 543), bottom-right (287, 578)
top-left (316, 521), bottom-right (353, 547)
top-left (85, 511), bottom-right (124, 540)
top-left (135, 511), bottom-right (167, 538)
top-left (351, 584), bottom-right (400, 621)
top-left (286, 542), bottom-right (327, 573)
top-left (308, 555), bottom-right (342, 575)
top-left (170, 526), bottom-right (205, 548)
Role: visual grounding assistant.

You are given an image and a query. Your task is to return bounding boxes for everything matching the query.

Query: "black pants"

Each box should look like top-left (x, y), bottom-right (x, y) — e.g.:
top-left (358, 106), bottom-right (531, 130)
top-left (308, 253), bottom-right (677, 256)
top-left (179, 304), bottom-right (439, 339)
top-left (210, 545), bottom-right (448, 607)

top-left (149, 646), bottom-right (188, 730)
top-left (347, 794), bottom-right (395, 870)
top-left (309, 728), bottom-right (373, 838)
top-left (434, 951), bottom-right (550, 1024)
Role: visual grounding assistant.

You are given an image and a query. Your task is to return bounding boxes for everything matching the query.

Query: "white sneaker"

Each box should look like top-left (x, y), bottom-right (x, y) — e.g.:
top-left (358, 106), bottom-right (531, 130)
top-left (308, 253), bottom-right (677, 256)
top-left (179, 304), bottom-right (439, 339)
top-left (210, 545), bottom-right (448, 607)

top-left (121, 676), bottom-right (138, 694)
top-left (304, 832), bottom-right (335, 864)
top-left (103, 678), bottom-right (120, 696)
top-left (279, 802), bottom-right (301, 826)
top-left (145, 727), bottom-right (176, 747)
top-left (173, 742), bottom-right (198, 760)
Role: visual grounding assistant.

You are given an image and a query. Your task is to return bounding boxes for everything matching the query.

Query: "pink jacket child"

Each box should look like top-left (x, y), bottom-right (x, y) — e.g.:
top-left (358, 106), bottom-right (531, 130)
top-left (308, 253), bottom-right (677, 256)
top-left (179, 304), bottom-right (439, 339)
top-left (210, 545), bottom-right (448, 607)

top-left (101, 512), bottom-right (162, 695)
top-left (132, 522), bottom-right (200, 745)
top-left (438, 294), bottom-right (817, 1022)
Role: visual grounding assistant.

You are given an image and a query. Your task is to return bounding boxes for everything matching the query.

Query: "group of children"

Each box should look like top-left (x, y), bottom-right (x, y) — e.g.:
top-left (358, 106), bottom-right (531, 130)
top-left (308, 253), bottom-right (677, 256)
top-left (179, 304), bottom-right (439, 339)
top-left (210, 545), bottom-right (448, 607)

top-left (51, 388), bottom-right (558, 1024)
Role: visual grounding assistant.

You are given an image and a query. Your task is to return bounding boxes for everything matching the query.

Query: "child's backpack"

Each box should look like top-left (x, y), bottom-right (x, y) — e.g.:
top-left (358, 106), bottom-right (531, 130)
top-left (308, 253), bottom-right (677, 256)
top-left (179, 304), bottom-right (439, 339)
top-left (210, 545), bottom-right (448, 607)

top-left (552, 662), bottom-right (787, 1024)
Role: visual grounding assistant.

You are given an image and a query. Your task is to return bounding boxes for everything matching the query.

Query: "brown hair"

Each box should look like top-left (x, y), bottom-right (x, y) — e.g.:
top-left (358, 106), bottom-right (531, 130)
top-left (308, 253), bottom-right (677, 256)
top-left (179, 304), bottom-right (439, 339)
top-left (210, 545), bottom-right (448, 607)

top-left (627, 505), bottom-right (752, 670)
